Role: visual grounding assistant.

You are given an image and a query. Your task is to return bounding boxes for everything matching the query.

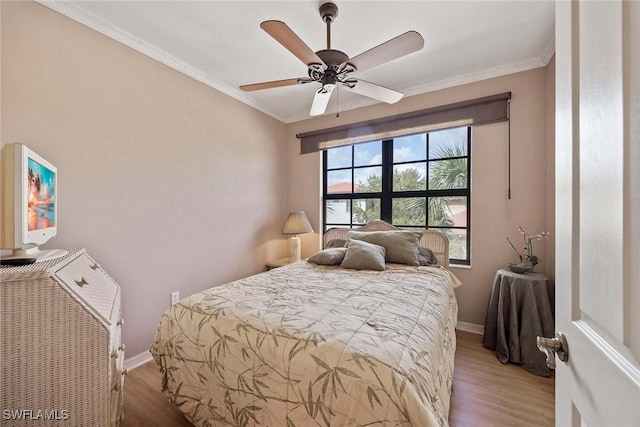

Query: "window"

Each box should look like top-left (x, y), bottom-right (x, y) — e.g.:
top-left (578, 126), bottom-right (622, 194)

top-left (323, 127), bottom-right (471, 265)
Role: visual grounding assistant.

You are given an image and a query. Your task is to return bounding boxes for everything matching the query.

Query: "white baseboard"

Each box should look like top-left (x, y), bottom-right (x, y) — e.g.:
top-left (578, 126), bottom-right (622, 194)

top-left (456, 321), bottom-right (484, 335)
top-left (125, 350), bottom-right (153, 371)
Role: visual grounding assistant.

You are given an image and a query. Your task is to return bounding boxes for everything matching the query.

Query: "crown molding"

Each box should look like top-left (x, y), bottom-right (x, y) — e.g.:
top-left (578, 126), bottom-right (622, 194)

top-left (541, 36), bottom-right (556, 65)
top-left (37, 0), bottom-right (287, 123)
top-left (404, 57), bottom-right (547, 100)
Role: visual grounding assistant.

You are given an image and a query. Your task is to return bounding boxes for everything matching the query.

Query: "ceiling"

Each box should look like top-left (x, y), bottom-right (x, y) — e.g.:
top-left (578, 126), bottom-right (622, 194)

top-left (41, 1), bottom-right (555, 124)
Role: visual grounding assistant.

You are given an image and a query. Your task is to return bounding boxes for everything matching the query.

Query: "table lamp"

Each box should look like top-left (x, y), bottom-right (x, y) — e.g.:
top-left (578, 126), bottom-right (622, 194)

top-left (282, 211), bottom-right (313, 261)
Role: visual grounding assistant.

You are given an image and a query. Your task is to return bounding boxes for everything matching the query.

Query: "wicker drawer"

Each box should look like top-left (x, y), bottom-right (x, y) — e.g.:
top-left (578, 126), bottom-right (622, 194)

top-left (55, 253), bottom-right (119, 322)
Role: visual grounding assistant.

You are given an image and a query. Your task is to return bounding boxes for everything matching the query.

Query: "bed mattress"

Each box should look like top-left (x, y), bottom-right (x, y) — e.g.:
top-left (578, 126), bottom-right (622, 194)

top-left (151, 261), bottom-right (460, 427)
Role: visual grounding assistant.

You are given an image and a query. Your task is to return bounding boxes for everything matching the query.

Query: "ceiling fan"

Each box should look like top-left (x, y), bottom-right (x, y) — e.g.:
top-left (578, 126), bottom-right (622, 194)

top-left (240, 2), bottom-right (424, 116)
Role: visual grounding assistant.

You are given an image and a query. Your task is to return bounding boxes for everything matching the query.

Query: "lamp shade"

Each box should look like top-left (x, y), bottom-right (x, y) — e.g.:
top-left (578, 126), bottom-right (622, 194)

top-left (282, 211), bottom-right (313, 235)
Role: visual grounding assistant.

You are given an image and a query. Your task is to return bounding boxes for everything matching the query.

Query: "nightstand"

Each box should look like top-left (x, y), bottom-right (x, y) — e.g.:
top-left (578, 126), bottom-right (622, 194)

top-left (483, 269), bottom-right (555, 377)
top-left (266, 257), bottom-right (297, 270)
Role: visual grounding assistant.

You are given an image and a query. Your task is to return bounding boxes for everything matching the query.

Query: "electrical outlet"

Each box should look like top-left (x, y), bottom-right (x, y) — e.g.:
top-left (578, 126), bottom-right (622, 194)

top-left (171, 291), bottom-right (180, 306)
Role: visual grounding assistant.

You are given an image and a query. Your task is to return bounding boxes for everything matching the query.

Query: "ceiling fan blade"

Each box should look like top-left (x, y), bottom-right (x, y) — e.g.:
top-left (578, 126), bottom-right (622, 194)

top-left (240, 77), bottom-right (311, 92)
top-left (343, 31), bottom-right (424, 73)
top-left (342, 79), bottom-right (403, 104)
top-left (310, 86), bottom-right (335, 116)
top-left (261, 20), bottom-right (326, 68)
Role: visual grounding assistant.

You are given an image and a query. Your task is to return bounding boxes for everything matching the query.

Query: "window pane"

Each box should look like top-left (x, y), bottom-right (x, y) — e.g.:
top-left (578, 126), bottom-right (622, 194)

top-left (354, 167), bottom-right (382, 193)
top-left (392, 197), bottom-right (426, 226)
top-left (327, 170), bottom-right (352, 194)
top-left (352, 198), bottom-right (380, 225)
top-left (428, 196), bottom-right (467, 227)
top-left (327, 146), bottom-right (352, 169)
top-left (326, 199), bottom-right (351, 224)
top-left (439, 228), bottom-right (468, 260)
top-left (354, 141), bottom-right (382, 166)
top-left (393, 134), bottom-right (426, 163)
top-left (429, 127), bottom-right (468, 159)
top-left (393, 163), bottom-right (426, 191)
top-left (429, 158), bottom-right (468, 189)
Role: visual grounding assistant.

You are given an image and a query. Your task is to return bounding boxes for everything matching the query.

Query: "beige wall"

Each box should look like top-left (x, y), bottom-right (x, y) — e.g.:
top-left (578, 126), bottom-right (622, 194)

top-left (1, 2), bottom-right (288, 356)
top-left (286, 67), bottom-right (554, 327)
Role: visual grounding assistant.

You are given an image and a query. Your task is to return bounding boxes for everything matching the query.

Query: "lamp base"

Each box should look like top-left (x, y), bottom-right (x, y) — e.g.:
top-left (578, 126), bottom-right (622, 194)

top-left (289, 236), bottom-right (301, 262)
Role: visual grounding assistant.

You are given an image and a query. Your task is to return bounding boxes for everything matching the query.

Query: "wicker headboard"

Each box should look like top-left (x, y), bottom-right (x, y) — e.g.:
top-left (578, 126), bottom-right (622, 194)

top-left (323, 220), bottom-right (450, 268)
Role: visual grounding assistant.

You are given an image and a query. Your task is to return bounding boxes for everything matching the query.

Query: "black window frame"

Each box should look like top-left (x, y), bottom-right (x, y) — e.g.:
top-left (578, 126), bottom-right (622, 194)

top-left (322, 127), bottom-right (471, 265)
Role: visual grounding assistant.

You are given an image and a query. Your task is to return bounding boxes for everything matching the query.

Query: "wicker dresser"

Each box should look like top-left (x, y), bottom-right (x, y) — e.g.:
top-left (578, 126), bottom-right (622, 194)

top-left (0, 248), bottom-right (124, 426)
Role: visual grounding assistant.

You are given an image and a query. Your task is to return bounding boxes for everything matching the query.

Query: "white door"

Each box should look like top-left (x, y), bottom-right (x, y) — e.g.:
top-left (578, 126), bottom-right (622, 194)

top-left (554, 1), bottom-right (640, 426)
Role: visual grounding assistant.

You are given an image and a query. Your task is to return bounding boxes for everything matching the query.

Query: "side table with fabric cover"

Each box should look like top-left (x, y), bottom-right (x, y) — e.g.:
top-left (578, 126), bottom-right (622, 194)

top-left (482, 269), bottom-right (555, 377)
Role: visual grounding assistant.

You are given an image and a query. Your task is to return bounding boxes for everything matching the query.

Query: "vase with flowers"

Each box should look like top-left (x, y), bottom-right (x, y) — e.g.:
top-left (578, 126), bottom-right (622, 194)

top-left (506, 226), bottom-right (550, 273)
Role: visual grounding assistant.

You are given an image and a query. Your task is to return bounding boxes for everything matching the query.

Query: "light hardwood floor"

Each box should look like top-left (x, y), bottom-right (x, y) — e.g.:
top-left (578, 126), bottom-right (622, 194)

top-left (449, 331), bottom-right (554, 427)
top-left (124, 330), bottom-right (554, 427)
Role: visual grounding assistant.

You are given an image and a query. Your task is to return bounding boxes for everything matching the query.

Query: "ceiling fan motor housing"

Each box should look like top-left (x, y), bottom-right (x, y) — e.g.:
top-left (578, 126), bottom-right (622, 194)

top-left (310, 49), bottom-right (353, 88)
top-left (319, 2), bottom-right (339, 23)
top-left (316, 49), bottom-right (348, 69)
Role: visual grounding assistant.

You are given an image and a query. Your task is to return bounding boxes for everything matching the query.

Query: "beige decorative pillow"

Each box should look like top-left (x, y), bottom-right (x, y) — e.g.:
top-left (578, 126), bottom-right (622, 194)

top-left (418, 247), bottom-right (438, 266)
top-left (307, 248), bottom-right (347, 265)
top-left (325, 238), bottom-right (347, 248)
top-left (347, 230), bottom-right (422, 266)
top-left (340, 239), bottom-right (386, 271)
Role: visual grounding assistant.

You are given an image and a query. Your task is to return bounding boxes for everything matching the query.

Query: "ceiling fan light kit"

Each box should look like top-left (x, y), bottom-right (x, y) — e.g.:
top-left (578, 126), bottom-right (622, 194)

top-left (240, 2), bottom-right (424, 116)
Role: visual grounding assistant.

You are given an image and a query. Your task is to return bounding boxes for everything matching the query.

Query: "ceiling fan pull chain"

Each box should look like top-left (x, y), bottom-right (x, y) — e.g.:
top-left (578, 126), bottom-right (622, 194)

top-left (336, 84), bottom-right (340, 118)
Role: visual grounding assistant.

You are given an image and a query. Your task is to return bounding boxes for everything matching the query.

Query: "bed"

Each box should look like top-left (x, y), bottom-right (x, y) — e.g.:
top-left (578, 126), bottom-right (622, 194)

top-left (151, 220), bottom-right (461, 427)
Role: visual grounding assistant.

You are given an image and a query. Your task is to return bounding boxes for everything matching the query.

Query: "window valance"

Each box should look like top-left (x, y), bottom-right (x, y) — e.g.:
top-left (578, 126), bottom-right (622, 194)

top-left (297, 92), bottom-right (511, 154)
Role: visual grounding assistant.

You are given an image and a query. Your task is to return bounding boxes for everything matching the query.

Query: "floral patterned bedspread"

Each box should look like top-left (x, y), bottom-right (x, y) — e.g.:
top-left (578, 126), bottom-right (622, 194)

top-left (151, 262), bottom-right (461, 427)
